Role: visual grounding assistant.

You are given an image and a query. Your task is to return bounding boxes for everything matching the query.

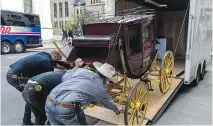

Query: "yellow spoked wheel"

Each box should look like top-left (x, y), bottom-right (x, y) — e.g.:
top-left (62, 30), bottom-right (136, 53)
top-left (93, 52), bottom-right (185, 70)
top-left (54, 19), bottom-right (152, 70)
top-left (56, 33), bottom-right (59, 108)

top-left (124, 81), bottom-right (148, 125)
top-left (159, 51), bottom-right (174, 93)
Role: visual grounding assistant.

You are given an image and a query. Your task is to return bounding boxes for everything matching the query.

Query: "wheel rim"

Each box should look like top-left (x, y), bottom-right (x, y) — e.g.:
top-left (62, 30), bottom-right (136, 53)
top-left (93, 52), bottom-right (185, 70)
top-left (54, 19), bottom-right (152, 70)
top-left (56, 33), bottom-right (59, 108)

top-left (2, 44), bottom-right (10, 53)
top-left (15, 43), bottom-right (23, 52)
top-left (124, 82), bottom-right (148, 125)
top-left (159, 51), bottom-right (174, 93)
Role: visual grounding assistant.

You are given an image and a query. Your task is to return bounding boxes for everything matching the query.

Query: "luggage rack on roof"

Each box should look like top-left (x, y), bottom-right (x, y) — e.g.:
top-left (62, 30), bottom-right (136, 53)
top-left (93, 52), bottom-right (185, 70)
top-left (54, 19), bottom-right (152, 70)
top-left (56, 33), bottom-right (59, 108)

top-left (85, 6), bottom-right (156, 24)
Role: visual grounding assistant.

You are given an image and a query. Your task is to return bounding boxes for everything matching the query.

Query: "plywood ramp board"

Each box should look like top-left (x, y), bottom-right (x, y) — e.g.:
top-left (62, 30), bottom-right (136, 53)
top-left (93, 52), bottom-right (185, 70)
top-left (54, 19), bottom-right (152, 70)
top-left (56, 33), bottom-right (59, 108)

top-left (84, 78), bottom-right (182, 125)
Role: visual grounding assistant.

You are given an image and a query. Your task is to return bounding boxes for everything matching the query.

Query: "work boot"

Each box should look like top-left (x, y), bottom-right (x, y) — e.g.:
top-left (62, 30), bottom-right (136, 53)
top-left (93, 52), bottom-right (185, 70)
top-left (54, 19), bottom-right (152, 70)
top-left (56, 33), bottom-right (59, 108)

top-left (22, 121), bottom-right (34, 125)
top-left (35, 118), bottom-right (46, 125)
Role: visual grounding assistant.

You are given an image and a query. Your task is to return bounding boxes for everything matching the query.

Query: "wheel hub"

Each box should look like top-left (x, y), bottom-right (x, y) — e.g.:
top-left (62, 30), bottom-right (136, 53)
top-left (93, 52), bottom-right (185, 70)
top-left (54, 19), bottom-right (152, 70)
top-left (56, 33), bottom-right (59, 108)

top-left (2, 44), bottom-right (9, 52)
top-left (135, 102), bottom-right (141, 110)
top-left (165, 69), bottom-right (169, 74)
top-left (15, 44), bottom-right (22, 52)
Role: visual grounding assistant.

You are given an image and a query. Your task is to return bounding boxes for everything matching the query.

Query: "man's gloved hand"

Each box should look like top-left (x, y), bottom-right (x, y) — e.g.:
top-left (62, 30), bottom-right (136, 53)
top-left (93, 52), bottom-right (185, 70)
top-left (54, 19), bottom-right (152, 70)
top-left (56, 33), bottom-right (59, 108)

top-left (75, 58), bottom-right (84, 67)
top-left (115, 103), bottom-right (125, 114)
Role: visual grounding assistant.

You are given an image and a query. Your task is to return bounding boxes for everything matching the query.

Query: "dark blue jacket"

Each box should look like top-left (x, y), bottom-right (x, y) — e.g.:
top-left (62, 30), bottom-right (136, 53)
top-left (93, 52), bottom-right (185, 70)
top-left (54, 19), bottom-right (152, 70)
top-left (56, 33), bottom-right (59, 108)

top-left (31, 70), bottom-right (66, 94)
top-left (10, 52), bottom-right (56, 78)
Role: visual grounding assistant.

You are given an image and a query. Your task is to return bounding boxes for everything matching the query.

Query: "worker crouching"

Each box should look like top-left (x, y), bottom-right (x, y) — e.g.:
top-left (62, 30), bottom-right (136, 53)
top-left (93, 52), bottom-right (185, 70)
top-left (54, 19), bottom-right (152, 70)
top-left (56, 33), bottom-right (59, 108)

top-left (22, 70), bottom-right (67, 125)
top-left (45, 60), bottom-right (124, 125)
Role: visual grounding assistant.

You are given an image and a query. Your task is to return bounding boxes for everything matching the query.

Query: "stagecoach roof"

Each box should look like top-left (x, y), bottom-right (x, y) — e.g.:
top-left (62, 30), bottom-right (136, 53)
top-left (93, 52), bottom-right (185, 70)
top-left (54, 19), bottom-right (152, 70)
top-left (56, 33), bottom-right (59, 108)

top-left (88, 14), bottom-right (155, 24)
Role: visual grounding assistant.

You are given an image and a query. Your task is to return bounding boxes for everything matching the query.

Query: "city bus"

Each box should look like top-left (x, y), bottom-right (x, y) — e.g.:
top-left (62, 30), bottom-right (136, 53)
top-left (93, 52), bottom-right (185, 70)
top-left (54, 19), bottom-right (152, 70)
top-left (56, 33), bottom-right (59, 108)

top-left (1, 10), bottom-right (43, 54)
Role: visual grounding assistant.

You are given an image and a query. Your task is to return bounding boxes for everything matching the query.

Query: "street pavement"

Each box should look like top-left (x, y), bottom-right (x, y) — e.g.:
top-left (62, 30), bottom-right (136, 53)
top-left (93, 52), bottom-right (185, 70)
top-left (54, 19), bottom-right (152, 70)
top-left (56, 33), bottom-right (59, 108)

top-left (1, 44), bottom-right (212, 125)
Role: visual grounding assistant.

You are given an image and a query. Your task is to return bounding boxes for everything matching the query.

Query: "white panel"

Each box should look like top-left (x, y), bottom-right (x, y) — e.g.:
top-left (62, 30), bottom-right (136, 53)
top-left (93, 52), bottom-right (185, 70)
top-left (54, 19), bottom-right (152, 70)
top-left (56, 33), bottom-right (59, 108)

top-left (156, 38), bottom-right (167, 60)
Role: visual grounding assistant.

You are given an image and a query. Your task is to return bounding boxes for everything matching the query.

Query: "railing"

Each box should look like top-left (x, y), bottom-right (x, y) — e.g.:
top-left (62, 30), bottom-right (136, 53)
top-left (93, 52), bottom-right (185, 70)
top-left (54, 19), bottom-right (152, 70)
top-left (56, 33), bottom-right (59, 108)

top-left (82, 6), bottom-right (155, 24)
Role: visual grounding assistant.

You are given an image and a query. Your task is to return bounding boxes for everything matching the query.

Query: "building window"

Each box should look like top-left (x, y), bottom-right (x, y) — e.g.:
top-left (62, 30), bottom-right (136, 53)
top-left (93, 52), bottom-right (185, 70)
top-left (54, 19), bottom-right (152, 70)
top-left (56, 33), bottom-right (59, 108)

top-left (54, 3), bottom-right (57, 18)
top-left (91, 0), bottom-right (92, 4)
top-left (77, 9), bottom-right (79, 15)
top-left (65, 2), bottom-right (69, 17)
top-left (59, 2), bottom-right (63, 17)
top-left (24, 0), bottom-right (33, 13)
top-left (80, 9), bottom-right (82, 14)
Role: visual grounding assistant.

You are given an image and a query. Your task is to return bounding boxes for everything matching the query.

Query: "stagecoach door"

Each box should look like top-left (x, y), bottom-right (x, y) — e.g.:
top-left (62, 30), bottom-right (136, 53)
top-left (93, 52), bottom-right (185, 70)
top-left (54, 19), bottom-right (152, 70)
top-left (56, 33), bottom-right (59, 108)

top-left (142, 20), bottom-right (154, 68)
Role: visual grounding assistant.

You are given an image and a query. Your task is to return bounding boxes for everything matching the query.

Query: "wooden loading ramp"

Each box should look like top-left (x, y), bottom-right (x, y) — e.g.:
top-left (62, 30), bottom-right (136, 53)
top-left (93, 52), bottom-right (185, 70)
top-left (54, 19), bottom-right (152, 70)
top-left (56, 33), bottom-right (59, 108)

top-left (84, 75), bottom-right (184, 125)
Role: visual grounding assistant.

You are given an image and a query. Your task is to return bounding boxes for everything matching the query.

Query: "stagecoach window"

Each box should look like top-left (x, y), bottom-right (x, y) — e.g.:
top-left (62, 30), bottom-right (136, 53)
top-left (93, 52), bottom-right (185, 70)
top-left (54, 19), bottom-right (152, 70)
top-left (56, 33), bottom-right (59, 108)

top-left (143, 26), bottom-right (149, 43)
top-left (54, 3), bottom-right (57, 18)
top-left (65, 2), bottom-right (69, 17)
top-left (59, 2), bottom-right (63, 17)
top-left (128, 24), bottom-right (141, 54)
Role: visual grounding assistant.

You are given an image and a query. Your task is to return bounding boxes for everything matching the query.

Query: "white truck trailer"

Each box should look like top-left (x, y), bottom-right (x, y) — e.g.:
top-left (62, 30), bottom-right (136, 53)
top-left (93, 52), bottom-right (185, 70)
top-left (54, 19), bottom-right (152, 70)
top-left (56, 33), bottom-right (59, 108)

top-left (184, 0), bottom-right (212, 86)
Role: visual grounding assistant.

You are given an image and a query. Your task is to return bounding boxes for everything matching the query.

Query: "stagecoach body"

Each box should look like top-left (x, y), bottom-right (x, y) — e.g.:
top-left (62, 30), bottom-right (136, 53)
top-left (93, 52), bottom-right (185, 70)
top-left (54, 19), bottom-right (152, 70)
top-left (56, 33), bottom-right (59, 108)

top-left (67, 14), bottom-right (157, 78)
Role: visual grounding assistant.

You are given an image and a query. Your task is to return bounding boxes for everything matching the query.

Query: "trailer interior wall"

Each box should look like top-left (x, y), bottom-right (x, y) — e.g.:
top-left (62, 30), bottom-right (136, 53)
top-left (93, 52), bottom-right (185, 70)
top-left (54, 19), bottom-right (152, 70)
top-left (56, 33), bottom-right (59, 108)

top-left (156, 10), bottom-right (188, 58)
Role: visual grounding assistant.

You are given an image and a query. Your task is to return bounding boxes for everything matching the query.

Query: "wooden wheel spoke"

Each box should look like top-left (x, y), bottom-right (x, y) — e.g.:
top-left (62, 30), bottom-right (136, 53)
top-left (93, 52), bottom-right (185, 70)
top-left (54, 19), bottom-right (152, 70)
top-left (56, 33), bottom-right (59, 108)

top-left (136, 111), bottom-right (139, 124)
top-left (141, 101), bottom-right (148, 105)
top-left (161, 76), bottom-right (166, 90)
top-left (138, 85), bottom-right (144, 100)
top-left (132, 111), bottom-right (136, 125)
top-left (163, 78), bottom-right (166, 90)
top-left (166, 76), bottom-right (172, 84)
top-left (139, 91), bottom-right (147, 101)
top-left (128, 109), bottom-right (136, 122)
top-left (130, 98), bottom-right (136, 105)
top-left (134, 87), bottom-right (138, 100)
top-left (139, 110), bottom-right (145, 116)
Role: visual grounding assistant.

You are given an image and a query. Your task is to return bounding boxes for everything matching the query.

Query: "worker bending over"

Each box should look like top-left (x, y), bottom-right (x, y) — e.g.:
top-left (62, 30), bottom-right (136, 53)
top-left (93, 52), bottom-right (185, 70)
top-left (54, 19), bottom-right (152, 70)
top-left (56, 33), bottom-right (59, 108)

top-left (22, 70), bottom-right (66, 125)
top-left (45, 60), bottom-right (124, 125)
top-left (6, 50), bottom-right (70, 125)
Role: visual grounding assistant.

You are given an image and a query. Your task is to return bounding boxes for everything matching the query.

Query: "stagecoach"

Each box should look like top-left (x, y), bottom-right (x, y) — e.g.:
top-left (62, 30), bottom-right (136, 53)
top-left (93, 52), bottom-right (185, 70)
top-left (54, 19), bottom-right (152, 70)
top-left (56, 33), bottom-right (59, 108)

top-left (54, 7), bottom-right (175, 125)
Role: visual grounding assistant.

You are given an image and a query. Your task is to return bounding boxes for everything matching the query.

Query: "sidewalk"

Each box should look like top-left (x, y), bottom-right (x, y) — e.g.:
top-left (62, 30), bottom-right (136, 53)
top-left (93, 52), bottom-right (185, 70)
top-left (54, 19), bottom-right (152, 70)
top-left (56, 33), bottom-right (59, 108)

top-left (28, 41), bottom-right (62, 50)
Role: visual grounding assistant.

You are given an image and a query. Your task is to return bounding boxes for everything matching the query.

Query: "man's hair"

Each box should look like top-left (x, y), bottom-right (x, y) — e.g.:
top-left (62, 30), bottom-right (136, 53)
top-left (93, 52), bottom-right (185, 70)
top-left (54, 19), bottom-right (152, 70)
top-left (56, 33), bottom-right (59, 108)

top-left (50, 50), bottom-right (61, 58)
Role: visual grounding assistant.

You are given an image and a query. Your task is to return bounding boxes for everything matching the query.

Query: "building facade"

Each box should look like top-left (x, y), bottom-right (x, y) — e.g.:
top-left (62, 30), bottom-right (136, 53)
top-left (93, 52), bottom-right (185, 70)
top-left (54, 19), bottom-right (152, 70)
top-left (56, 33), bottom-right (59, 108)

top-left (50, 0), bottom-right (76, 32)
top-left (50, 0), bottom-right (115, 33)
top-left (1, 0), bottom-right (53, 40)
